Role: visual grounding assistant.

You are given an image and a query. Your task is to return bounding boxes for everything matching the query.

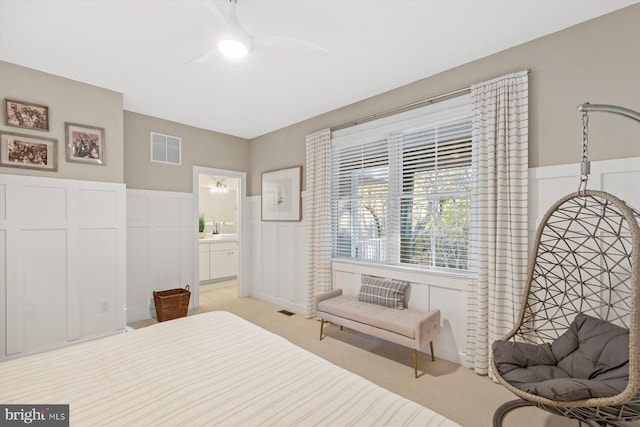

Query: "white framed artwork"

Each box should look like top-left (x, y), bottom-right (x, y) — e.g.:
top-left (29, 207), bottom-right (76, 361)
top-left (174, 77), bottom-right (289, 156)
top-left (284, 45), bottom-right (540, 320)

top-left (261, 166), bottom-right (302, 221)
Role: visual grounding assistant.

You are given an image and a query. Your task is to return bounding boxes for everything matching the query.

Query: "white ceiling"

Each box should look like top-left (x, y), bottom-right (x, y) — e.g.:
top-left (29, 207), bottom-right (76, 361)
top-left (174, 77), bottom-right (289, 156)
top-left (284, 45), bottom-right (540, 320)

top-left (0, 0), bottom-right (637, 139)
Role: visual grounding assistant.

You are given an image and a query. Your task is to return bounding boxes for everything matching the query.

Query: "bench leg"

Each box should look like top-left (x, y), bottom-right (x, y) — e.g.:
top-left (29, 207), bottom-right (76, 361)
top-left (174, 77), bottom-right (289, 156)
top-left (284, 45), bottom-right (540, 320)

top-left (319, 319), bottom-right (325, 341)
top-left (413, 343), bottom-right (436, 379)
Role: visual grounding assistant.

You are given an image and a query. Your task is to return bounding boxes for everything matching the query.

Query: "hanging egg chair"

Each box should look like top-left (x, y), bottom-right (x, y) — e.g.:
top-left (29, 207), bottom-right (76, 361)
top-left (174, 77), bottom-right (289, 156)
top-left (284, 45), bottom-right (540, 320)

top-left (492, 103), bottom-right (640, 427)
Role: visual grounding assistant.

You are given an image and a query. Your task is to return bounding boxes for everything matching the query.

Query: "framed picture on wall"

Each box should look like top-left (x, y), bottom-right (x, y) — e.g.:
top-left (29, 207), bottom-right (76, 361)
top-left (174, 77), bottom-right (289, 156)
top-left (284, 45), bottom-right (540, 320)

top-left (0, 131), bottom-right (58, 171)
top-left (4, 99), bottom-right (49, 131)
top-left (65, 122), bottom-right (106, 165)
top-left (261, 166), bottom-right (302, 221)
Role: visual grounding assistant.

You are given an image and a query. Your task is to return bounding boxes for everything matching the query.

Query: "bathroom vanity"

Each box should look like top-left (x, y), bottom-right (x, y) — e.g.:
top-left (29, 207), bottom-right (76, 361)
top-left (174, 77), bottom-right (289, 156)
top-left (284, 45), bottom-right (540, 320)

top-left (199, 234), bottom-right (238, 283)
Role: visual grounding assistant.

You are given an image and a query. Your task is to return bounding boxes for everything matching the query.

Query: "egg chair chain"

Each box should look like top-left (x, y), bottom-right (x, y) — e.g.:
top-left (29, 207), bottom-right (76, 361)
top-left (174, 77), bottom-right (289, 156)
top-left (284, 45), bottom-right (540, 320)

top-left (579, 110), bottom-right (590, 195)
top-left (576, 102), bottom-right (640, 196)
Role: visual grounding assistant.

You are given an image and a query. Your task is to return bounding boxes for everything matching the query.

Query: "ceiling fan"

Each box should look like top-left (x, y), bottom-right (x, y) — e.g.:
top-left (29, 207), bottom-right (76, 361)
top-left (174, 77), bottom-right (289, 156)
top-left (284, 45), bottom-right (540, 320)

top-left (186, 0), bottom-right (328, 63)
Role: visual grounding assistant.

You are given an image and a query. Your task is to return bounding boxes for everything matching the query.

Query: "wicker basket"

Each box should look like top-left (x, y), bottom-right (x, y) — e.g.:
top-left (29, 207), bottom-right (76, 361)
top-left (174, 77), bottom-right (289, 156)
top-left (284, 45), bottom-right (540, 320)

top-left (153, 285), bottom-right (191, 322)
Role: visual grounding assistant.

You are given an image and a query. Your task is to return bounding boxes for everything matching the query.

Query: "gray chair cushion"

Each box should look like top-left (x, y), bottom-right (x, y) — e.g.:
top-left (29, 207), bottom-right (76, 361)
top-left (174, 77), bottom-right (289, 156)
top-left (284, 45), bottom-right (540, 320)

top-left (493, 313), bottom-right (630, 401)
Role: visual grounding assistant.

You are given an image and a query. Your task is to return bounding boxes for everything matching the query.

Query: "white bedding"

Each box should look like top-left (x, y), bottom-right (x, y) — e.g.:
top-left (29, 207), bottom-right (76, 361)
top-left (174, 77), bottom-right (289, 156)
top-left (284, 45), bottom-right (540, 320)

top-left (0, 311), bottom-right (458, 426)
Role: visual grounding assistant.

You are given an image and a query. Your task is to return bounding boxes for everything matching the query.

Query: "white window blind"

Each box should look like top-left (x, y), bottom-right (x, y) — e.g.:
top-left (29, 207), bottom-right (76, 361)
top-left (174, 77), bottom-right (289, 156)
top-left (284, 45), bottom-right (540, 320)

top-left (333, 138), bottom-right (389, 261)
top-left (331, 95), bottom-right (472, 272)
top-left (399, 118), bottom-right (472, 270)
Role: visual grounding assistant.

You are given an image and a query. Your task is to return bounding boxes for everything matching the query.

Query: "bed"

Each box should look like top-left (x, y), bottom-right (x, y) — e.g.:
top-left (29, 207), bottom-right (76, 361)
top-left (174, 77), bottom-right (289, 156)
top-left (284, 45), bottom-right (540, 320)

top-left (0, 311), bottom-right (458, 426)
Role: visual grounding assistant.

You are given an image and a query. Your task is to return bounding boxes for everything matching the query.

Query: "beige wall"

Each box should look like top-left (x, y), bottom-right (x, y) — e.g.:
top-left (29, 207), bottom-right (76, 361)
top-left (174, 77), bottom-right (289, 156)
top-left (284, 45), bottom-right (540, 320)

top-left (123, 111), bottom-right (249, 192)
top-left (3, 4), bottom-right (638, 195)
top-left (0, 61), bottom-right (124, 183)
top-left (248, 4), bottom-right (640, 196)
top-left (0, 62), bottom-right (250, 193)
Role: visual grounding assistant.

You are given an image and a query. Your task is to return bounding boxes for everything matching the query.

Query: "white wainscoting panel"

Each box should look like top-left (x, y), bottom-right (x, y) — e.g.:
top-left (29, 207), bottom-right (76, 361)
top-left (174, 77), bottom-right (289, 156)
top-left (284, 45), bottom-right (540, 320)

top-left (20, 229), bottom-right (68, 353)
top-left (528, 157), bottom-right (640, 239)
top-left (0, 226), bottom-right (5, 361)
top-left (78, 228), bottom-right (120, 337)
top-left (0, 175), bottom-right (126, 360)
top-left (126, 189), bottom-right (194, 323)
top-left (246, 157), bottom-right (640, 367)
top-left (0, 179), bottom-right (6, 362)
top-left (247, 195), bottom-right (307, 313)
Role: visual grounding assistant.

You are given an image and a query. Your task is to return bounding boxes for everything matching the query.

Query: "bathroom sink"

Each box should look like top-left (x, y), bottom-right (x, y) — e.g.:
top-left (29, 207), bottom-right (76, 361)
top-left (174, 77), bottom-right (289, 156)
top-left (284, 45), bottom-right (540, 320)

top-left (203, 233), bottom-right (237, 241)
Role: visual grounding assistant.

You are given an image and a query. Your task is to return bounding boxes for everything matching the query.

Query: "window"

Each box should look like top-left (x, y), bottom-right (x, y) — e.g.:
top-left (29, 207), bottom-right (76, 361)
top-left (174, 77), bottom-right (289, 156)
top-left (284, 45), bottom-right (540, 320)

top-left (331, 95), bottom-right (472, 273)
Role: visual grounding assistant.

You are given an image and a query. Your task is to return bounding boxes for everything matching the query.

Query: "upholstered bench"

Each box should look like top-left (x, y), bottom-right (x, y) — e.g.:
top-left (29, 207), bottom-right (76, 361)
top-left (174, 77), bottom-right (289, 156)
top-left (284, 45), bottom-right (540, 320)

top-left (314, 276), bottom-right (440, 378)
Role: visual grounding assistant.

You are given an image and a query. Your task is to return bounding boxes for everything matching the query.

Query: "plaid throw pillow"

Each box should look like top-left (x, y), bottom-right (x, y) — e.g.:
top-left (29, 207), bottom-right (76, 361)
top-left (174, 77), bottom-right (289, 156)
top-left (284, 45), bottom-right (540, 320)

top-left (357, 275), bottom-right (408, 310)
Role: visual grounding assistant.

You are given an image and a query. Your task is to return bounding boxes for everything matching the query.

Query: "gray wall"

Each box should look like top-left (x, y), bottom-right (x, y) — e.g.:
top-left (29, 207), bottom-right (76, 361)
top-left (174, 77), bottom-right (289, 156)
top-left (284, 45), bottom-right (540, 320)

top-left (123, 111), bottom-right (249, 192)
top-left (0, 61), bottom-right (124, 183)
top-left (248, 3), bottom-right (640, 196)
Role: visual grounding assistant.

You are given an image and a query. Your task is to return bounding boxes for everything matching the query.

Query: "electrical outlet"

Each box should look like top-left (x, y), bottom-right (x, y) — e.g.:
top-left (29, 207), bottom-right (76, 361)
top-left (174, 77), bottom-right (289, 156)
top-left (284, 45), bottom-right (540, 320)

top-left (100, 301), bottom-right (110, 313)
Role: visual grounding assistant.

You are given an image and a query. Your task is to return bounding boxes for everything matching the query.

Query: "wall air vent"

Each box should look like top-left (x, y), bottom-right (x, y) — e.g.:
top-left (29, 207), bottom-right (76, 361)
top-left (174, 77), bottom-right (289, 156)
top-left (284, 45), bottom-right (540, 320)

top-left (150, 132), bottom-right (181, 165)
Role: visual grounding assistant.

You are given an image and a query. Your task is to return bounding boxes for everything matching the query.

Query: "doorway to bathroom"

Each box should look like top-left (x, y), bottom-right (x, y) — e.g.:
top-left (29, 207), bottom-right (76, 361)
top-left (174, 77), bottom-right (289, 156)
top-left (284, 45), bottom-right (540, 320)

top-left (192, 166), bottom-right (246, 308)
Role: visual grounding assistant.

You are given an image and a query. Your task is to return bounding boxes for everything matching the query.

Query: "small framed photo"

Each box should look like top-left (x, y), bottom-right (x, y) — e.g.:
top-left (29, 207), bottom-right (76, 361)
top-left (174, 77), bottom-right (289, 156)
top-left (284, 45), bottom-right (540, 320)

top-left (261, 166), bottom-right (302, 221)
top-left (0, 131), bottom-right (58, 171)
top-left (65, 122), bottom-right (106, 165)
top-left (4, 99), bottom-right (49, 131)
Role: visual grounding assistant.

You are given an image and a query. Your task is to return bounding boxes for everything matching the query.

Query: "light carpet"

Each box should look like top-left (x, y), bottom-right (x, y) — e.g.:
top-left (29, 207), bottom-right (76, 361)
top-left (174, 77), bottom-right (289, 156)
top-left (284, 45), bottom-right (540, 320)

top-left (131, 283), bottom-right (639, 427)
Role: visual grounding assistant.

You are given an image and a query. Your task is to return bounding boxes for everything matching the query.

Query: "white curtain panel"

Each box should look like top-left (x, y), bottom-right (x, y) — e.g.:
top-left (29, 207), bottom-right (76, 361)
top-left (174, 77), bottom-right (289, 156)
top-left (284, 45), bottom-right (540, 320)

top-left (465, 70), bottom-right (529, 378)
top-left (305, 128), bottom-right (333, 318)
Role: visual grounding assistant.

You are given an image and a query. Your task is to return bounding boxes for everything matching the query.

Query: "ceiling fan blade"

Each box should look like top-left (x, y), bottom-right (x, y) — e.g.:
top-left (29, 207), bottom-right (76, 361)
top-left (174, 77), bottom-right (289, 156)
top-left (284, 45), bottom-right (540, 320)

top-left (196, 1), bottom-right (326, 60)
top-left (252, 34), bottom-right (328, 54)
top-left (201, 0), bottom-right (244, 34)
top-left (183, 48), bottom-right (216, 65)
top-left (200, 0), bottom-right (228, 25)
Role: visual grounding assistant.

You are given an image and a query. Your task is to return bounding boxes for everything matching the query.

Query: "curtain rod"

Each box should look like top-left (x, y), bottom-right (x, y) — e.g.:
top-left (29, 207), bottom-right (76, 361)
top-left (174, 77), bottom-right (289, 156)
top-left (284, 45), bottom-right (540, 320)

top-left (330, 86), bottom-right (470, 132)
top-left (331, 69), bottom-right (531, 133)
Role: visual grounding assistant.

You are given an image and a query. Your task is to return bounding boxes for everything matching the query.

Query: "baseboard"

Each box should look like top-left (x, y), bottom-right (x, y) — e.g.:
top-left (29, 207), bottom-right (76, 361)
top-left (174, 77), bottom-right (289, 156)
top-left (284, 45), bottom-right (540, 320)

top-left (127, 310), bottom-right (152, 323)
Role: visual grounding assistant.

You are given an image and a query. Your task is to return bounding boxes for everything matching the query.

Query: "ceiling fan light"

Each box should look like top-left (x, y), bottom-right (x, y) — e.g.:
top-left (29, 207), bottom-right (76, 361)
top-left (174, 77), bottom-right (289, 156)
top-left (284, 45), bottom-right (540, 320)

top-left (218, 39), bottom-right (248, 59)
